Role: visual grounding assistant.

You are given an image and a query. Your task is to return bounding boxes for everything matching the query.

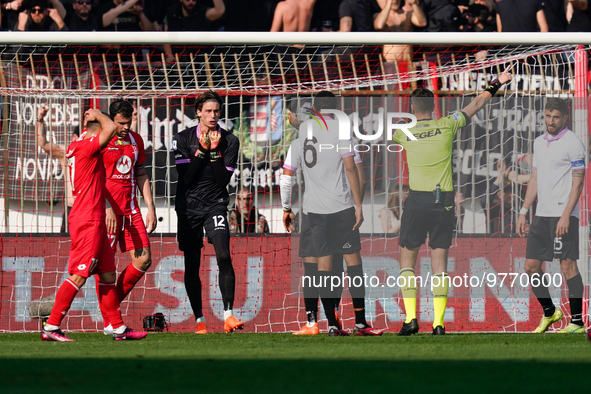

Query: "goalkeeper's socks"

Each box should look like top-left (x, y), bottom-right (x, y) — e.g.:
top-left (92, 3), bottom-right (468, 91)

top-left (567, 274), bottom-right (584, 324)
top-left (306, 310), bottom-right (317, 325)
top-left (531, 270), bottom-right (555, 317)
top-left (47, 279), bottom-right (79, 327)
top-left (117, 263), bottom-right (146, 301)
top-left (353, 309), bottom-right (367, 327)
top-left (196, 316), bottom-right (206, 324)
top-left (400, 268), bottom-right (417, 323)
top-left (432, 272), bottom-right (449, 329)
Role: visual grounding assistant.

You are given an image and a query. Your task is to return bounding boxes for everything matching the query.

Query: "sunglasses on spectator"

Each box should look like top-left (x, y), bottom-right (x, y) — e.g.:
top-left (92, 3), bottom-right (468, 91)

top-left (30, 7), bottom-right (46, 14)
top-left (75, 0), bottom-right (92, 4)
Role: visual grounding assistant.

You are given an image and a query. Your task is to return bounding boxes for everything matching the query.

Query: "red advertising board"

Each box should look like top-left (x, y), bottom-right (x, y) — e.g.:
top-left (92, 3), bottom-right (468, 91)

top-left (0, 236), bottom-right (586, 333)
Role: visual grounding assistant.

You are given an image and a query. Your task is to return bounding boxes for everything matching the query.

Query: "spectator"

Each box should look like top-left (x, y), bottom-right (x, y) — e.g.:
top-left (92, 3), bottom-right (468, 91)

top-left (99, 0), bottom-right (153, 31)
top-left (224, 0), bottom-right (276, 31)
top-left (374, 0), bottom-right (427, 62)
top-left (310, 0), bottom-right (341, 31)
top-left (544, 0), bottom-right (568, 31)
top-left (62, 0), bottom-right (100, 31)
top-left (229, 189), bottom-right (270, 234)
top-left (339, 0), bottom-right (378, 32)
top-left (496, 0), bottom-right (548, 32)
top-left (163, 0), bottom-right (225, 62)
top-left (463, 3), bottom-right (496, 31)
top-left (469, 0), bottom-right (494, 13)
top-left (567, 0), bottom-right (591, 32)
top-left (271, 0), bottom-right (316, 32)
top-left (2, 0), bottom-right (24, 30)
top-left (144, 0), bottom-right (168, 30)
top-left (379, 184), bottom-right (409, 234)
top-left (420, 0), bottom-right (462, 32)
top-left (16, 0), bottom-right (66, 30)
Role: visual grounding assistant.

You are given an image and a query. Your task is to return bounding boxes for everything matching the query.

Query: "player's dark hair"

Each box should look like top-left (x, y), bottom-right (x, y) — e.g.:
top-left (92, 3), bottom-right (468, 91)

top-left (411, 87), bottom-right (435, 114)
top-left (545, 98), bottom-right (569, 116)
top-left (86, 120), bottom-right (100, 131)
top-left (313, 91), bottom-right (337, 112)
top-left (194, 90), bottom-right (223, 114)
top-left (109, 99), bottom-right (133, 119)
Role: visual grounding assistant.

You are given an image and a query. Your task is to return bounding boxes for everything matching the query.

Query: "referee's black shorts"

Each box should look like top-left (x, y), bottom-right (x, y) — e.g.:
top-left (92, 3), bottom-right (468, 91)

top-left (526, 216), bottom-right (579, 261)
top-left (298, 213), bottom-right (316, 258)
top-left (399, 190), bottom-right (455, 250)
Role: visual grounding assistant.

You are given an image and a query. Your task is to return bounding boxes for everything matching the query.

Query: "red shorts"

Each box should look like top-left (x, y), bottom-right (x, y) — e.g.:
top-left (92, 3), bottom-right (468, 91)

top-left (108, 212), bottom-right (150, 253)
top-left (69, 220), bottom-right (116, 278)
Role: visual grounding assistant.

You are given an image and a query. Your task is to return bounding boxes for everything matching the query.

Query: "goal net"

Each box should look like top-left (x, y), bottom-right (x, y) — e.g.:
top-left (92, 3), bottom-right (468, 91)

top-left (0, 32), bottom-right (588, 333)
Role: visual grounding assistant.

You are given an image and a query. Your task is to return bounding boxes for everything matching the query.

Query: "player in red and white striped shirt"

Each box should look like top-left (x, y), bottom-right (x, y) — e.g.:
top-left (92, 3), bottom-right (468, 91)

top-left (100, 100), bottom-right (157, 335)
top-left (41, 109), bottom-right (147, 342)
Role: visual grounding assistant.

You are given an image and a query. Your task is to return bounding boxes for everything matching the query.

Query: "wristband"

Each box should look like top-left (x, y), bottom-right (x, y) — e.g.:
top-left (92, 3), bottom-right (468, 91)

top-left (485, 79), bottom-right (502, 96)
top-left (194, 149), bottom-right (206, 160)
top-left (519, 207), bottom-right (528, 215)
top-left (210, 149), bottom-right (222, 161)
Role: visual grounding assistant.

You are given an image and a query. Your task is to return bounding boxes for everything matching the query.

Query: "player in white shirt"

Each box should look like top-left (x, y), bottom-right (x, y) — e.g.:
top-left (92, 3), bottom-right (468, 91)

top-left (517, 98), bottom-right (586, 334)
top-left (281, 91), bottom-right (383, 336)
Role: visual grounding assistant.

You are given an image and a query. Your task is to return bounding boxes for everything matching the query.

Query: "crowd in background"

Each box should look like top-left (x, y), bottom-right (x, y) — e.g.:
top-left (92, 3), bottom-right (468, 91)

top-left (1, 0), bottom-right (591, 33)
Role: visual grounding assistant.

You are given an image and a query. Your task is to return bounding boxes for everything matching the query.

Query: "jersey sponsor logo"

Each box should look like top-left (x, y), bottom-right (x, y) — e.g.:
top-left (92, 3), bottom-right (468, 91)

top-left (408, 129), bottom-right (442, 141)
top-left (107, 147), bottom-right (119, 150)
top-left (111, 174), bottom-right (132, 179)
top-left (172, 140), bottom-right (177, 150)
top-left (116, 155), bottom-right (133, 174)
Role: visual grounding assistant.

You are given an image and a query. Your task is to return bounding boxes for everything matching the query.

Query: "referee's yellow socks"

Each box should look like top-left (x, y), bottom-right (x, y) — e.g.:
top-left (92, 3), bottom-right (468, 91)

top-left (400, 268), bottom-right (417, 324)
top-left (432, 272), bottom-right (449, 329)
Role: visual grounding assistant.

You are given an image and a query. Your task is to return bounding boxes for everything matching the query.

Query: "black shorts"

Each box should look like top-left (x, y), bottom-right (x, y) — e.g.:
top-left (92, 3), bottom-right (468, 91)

top-left (399, 190), bottom-right (455, 250)
top-left (177, 210), bottom-right (230, 252)
top-left (298, 213), bottom-right (317, 258)
top-left (526, 216), bottom-right (579, 261)
top-left (306, 207), bottom-right (361, 257)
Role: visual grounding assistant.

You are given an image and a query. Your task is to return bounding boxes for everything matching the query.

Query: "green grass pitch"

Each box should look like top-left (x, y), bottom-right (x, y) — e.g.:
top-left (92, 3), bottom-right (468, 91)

top-left (1, 332), bottom-right (590, 393)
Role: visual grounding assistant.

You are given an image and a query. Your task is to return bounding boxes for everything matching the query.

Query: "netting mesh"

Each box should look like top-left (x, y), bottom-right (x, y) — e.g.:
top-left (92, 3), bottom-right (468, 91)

top-left (0, 42), bottom-right (588, 333)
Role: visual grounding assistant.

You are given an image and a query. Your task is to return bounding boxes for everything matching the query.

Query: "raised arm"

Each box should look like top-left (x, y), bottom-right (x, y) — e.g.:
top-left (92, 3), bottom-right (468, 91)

top-left (84, 109), bottom-right (116, 148)
top-left (462, 66), bottom-right (513, 118)
top-left (37, 105), bottom-right (66, 161)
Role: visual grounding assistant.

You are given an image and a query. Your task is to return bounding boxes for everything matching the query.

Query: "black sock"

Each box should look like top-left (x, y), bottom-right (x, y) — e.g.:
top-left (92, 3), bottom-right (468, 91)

top-left (306, 311), bottom-right (317, 324)
top-left (318, 270), bottom-right (338, 327)
top-left (332, 254), bottom-right (344, 310)
top-left (567, 274), bottom-right (584, 325)
top-left (347, 264), bottom-right (367, 326)
top-left (212, 234), bottom-right (235, 311)
top-left (303, 262), bottom-right (319, 318)
top-left (183, 249), bottom-right (203, 318)
top-left (530, 270), bottom-right (555, 317)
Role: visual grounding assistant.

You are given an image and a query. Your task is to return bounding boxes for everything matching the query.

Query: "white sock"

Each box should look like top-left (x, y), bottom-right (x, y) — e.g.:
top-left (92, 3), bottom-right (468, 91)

top-left (105, 324), bottom-right (113, 330)
top-left (113, 325), bottom-right (127, 335)
top-left (44, 324), bottom-right (59, 331)
top-left (196, 316), bottom-right (206, 324)
top-left (224, 310), bottom-right (233, 320)
top-left (306, 321), bottom-right (316, 327)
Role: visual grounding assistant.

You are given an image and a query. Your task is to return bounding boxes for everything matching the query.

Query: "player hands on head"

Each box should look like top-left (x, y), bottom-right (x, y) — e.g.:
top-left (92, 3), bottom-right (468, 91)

top-left (281, 90), bottom-right (383, 337)
top-left (173, 90), bottom-right (242, 334)
top-left (98, 99), bottom-right (157, 335)
top-left (392, 66), bottom-right (512, 336)
top-left (41, 108), bottom-right (147, 342)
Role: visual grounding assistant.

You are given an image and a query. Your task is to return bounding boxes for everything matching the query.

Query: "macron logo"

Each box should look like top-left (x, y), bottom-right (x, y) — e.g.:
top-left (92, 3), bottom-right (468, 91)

top-left (343, 243), bottom-right (352, 249)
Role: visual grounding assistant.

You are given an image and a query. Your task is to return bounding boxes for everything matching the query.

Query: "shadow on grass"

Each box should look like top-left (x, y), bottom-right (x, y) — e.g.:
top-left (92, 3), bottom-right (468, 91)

top-left (1, 358), bottom-right (589, 393)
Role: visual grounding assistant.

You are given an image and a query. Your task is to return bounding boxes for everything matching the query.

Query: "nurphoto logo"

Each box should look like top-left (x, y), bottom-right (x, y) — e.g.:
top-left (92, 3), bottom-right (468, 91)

top-left (300, 108), bottom-right (417, 153)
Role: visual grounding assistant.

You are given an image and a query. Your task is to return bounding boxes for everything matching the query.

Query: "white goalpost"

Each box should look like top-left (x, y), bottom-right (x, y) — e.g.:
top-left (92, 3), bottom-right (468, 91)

top-left (0, 32), bottom-right (589, 333)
